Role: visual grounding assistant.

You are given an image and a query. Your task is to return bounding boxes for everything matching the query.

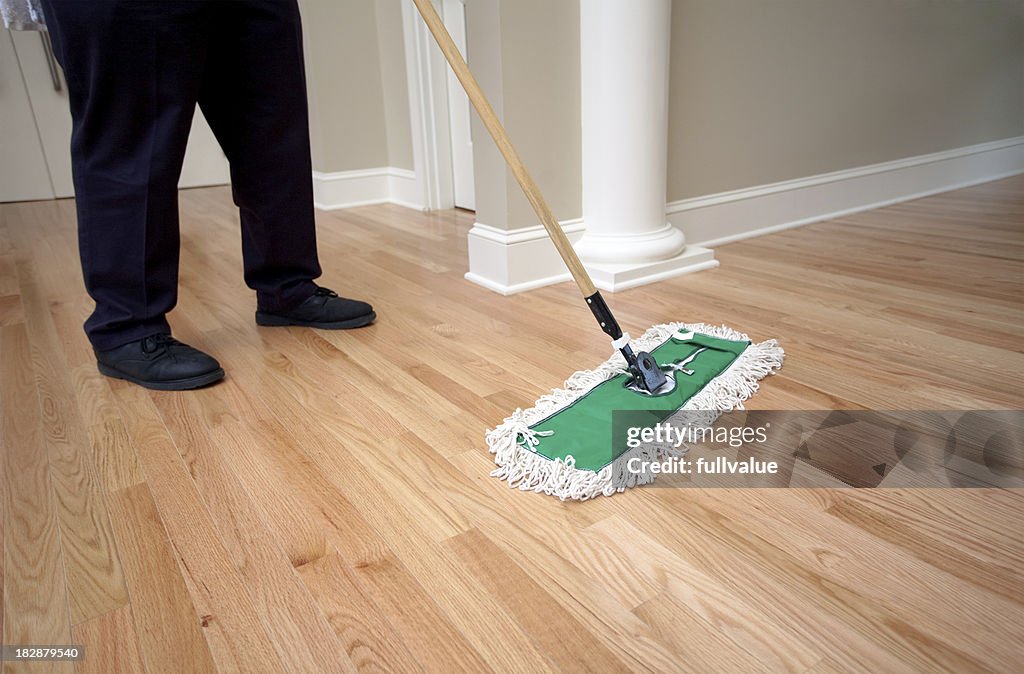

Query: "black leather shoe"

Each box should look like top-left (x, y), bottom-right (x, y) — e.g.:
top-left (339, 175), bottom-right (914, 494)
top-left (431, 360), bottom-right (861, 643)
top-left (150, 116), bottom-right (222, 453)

top-left (255, 286), bottom-right (376, 329)
top-left (95, 334), bottom-right (225, 391)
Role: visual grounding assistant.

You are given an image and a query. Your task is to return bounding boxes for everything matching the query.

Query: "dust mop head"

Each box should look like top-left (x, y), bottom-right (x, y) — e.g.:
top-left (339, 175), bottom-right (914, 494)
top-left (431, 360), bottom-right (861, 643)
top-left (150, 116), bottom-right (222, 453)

top-left (486, 322), bottom-right (784, 501)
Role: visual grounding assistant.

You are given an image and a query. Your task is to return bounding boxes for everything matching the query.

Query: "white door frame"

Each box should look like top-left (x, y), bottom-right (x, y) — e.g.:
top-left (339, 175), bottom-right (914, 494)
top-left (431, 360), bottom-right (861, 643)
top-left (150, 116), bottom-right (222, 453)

top-left (400, 0), bottom-right (455, 211)
top-left (443, 0), bottom-right (475, 210)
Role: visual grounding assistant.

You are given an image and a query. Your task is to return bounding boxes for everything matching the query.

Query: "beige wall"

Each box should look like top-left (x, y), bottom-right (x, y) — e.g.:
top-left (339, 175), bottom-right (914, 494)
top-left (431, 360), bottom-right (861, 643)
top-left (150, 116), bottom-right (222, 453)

top-left (375, 0), bottom-right (414, 170)
top-left (500, 0), bottom-right (581, 226)
top-left (298, 0), bottom-right (412, 173)
top-left (467, 0), bottom-right (509, 227)
top-left (468, 0), bottom-right (582, 229)
top-left (668, 0), bottom-right (1024, 201)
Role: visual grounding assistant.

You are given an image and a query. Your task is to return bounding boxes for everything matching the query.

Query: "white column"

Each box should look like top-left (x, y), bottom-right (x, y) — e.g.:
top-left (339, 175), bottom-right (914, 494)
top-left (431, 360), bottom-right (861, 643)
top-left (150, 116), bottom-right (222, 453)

top-left (575, 0), bottom-right (715, 290)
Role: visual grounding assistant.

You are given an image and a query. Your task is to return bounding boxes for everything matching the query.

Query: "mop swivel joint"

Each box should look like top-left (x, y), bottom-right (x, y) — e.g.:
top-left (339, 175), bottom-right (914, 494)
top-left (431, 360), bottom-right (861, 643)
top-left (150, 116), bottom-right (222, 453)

top-left (622, 343), bottom-right (669, 394)
top-left (585, 291), bottom-right (669, 394)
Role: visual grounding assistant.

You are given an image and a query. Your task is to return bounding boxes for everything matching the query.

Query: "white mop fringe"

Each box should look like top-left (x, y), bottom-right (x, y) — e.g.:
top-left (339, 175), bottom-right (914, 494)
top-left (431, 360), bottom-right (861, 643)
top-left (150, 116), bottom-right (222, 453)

top-left (485, 322), bottom-right (785, 501)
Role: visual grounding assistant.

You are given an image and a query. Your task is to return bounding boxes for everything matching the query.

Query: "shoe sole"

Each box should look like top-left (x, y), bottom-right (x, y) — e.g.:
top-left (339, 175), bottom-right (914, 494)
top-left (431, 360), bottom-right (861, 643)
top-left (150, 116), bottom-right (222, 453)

top-left (254, 310), bottom-right (377, 329)
top-left (97, 363), bottom-right (226, 391)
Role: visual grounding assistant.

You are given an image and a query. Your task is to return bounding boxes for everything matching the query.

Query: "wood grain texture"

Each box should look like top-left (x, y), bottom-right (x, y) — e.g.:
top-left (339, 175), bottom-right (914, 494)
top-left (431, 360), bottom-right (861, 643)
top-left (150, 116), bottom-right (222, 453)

top-left (149, 396), bottom-right (351, 673)
top-left (14, 259), bottom-right (128, 625)
top-left (446, 528), bottom-right (632, 672)
top-left (1, 324), bottom-right (74, 674)
top-left (105, 483), bottom-right (217, 674)
top-left (296, 553), bottom-right (423, 674)
top-left (109, 383), bottom-right (284, 673)
top-left (0, 176), bottom-right (1021, 672)
top-left (71, 604), bottom-right (145, 674)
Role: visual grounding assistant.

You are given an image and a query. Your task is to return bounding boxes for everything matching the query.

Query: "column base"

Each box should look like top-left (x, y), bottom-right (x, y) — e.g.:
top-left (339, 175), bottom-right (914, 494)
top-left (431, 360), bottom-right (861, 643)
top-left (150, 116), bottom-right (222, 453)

top-left (464, 221), bottom-right (717, 295)
top-left (574, 223), bottom-right (688, 264)
top-left (586, 245), bottom-right (718, 292)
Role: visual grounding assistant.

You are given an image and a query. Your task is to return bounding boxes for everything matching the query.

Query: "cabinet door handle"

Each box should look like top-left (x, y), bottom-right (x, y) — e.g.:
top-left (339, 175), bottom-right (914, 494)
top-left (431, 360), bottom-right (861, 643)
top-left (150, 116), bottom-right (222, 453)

top-left (40, 32), bottom-right (62, 92)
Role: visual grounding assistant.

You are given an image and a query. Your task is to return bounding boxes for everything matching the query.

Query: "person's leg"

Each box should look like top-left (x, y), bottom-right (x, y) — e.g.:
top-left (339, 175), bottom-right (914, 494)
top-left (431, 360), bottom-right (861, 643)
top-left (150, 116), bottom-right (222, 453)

top-left (42, 0), bottom-right (225, 390)
top-left (196, 0), bottom-right (321, 313)
top-left (41, 0), bottom-right (211, 350)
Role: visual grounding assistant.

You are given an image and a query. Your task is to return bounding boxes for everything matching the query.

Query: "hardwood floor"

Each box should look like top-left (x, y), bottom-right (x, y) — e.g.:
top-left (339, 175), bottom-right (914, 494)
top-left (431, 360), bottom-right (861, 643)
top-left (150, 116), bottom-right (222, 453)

top-left (0, 175), bottom-right (1022, 672)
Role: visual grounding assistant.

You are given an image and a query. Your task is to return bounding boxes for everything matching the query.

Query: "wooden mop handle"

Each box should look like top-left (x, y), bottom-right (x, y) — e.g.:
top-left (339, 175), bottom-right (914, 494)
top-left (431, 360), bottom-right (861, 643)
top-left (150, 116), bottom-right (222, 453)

top-left (410, 0), bottom-right (596, 297)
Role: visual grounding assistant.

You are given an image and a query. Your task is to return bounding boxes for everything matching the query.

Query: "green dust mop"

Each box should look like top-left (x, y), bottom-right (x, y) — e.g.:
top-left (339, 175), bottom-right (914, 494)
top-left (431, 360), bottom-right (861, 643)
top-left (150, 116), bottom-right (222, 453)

top-left (487, 323), bottom-right (783, 500)
top-left (412, 0), bottom-right (784, 500)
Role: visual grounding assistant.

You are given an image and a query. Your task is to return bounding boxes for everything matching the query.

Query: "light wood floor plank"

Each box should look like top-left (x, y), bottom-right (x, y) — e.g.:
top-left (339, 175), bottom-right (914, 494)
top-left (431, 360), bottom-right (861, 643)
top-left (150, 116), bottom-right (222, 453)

top-left (825, 491), bottom-right (1023, 605)
top-left (14, 260), bottom-right (128, 625)
top-left (302, 551), bottom-right (489, 674)
top-left (232, 379), bottom-right (559, 672)
top-left (109, 384), bottom-right (283, 673)
top-left (632, 591), bottom-right (774, 674)
top-left (73, 367), bottom-right (145, 494)
top-left (160, 328), bottom-right (497, 671)
top-left (689, 489), bottom-right (1024, 670)
top-left (105, 483), bottom-right (216, 674)
top-left (586, 514), bottom-right (822, 672)
top-left (296, 554), bottom-right (424, 674)
top-left (633, 491), bottom-right (989, 672)
top-left (446, 528), bottom-right (633, 672)
top-left (1, 324), bottom-right (74, 674)
top-left (0, 327), bottom-right (6, 662)
top-left (149, 396), bottom-right (355, 674)
top-left (0, 294), bottom-right (23, 327)
top-left (71, 604), bottom-right (145, 674)
top-left (440, 456), bottom-right (694, 671)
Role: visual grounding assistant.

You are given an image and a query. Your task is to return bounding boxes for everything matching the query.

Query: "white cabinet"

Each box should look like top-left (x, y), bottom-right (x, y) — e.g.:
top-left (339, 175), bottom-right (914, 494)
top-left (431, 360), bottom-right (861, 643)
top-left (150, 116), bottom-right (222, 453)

top-left (1, 29), bottom-right (229, 203)
top-left (0, 31), bottom-right (54, 202)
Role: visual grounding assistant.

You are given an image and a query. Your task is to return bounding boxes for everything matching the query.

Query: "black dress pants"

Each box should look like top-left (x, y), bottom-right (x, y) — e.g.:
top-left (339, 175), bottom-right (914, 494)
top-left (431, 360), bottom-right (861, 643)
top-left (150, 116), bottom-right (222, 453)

top-left (41, 0), bottom-right (322, 350)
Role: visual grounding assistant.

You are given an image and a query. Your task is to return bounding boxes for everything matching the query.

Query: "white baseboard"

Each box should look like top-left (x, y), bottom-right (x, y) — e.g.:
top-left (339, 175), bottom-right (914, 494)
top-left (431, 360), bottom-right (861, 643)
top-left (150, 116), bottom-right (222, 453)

top-left (669, 136), bottom-right (1024, 248)
top-left (312, 167), bottom-right (422, 211)
top-left (464, 219), bottom-right (719, 294)
top-left (387, 169), bottom-right (424, 211)
top-left (465, 219), bottom-right (586, 295)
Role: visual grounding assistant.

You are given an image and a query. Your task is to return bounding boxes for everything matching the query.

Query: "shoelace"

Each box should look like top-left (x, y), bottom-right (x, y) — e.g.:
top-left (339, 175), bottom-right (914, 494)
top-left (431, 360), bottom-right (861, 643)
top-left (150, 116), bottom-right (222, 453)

top-left (141, 333), bottom-right (181, 354)
top-left (314, 287), bottom-right (339, 298)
